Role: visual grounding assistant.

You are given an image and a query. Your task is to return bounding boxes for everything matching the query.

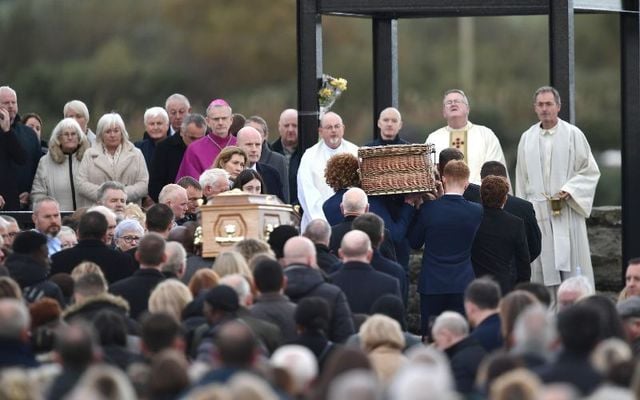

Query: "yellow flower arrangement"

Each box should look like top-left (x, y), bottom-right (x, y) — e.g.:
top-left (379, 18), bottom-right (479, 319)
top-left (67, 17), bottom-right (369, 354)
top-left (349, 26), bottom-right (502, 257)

top-left (318, 74), bottom-right (348, 118)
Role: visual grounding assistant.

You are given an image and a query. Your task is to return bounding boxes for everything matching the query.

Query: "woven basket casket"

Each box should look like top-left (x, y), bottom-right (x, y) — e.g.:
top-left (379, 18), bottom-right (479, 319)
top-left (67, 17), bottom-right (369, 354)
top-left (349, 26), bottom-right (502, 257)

top-left (358, 144), bottom-right (436, 196)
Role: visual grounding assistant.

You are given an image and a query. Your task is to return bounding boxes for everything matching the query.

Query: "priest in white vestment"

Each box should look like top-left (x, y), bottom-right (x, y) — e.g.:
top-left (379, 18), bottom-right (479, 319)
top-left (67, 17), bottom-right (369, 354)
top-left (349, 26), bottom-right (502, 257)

top-left (516, 86), bottom-right (600, 290)
top-left (426, 89), bottom-right (508, 186)
top-left (297, 112), bottom-right (358, 230)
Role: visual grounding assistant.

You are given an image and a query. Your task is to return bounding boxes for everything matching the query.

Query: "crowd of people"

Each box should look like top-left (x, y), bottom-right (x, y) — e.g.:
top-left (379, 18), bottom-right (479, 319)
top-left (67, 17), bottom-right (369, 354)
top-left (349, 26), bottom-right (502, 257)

top-left (0, 83), bottom-right (630, 399)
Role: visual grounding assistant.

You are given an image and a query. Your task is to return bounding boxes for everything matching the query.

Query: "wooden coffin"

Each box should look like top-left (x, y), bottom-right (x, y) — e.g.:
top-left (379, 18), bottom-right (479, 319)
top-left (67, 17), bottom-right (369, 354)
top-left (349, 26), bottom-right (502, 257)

top-left (200, 191), bottom-right (300, 258)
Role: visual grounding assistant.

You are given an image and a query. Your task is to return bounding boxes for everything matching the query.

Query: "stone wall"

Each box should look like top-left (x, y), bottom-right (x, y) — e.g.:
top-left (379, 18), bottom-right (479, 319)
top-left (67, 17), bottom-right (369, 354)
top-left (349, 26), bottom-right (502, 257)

top-left (406, 206), bottom-right (622, 333)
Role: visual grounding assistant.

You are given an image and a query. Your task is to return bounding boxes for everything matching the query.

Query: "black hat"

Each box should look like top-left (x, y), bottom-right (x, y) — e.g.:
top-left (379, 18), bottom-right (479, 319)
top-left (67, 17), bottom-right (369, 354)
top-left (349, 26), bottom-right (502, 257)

top-left (13, 231), bottom-right (47, 254)
top-left (204, 285), bottom-right (239, 312)
top-left (267, 225), bottom-right (299, 259)
top-left (617, 296), bottom-right (640, 319)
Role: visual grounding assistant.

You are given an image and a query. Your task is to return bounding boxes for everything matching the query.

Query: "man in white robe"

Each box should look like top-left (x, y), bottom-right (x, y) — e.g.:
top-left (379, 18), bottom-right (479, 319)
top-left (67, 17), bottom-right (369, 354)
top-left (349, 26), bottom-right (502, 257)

top-left (516, 86), bottom-right (600, 290)
top-left (426, 89), bottom-right (508, 186)
top-left (297, 112), bottom-right (358, 230)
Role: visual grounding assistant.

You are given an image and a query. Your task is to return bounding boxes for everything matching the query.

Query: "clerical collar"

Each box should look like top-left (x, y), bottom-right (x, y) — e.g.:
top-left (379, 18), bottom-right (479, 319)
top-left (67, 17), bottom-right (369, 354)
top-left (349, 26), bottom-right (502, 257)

top-left (539, 124), bottom-right (558, 136)
top-left (446, 121), bottom-right (472, 132)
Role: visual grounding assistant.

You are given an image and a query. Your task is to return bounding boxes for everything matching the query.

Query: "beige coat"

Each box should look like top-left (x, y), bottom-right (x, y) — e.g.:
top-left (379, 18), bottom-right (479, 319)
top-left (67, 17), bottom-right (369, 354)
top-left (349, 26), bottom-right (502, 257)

top-left (76, 140), bottom-right (149, 204)
top-left (31, 135), bottom-right (92, 211)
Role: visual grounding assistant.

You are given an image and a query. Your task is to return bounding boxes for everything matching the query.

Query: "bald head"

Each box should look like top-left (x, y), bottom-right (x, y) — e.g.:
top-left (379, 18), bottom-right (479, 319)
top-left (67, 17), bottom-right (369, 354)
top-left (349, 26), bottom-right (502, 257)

top-left (303, 218), bottom-right (332, 246)
top-left (319, 112), bottom-right (345, 149)
top-left (377, 107), bottom-right (403, 141)
top-left (278, 108), bottom-right (298, 150)
top-left (339, 230), bottom-right (373, 262)
top-left (236, 126), bottom-right (263, 166)
top-left (283, 236), bottom-right (317, 268)
top-left (341, 187), bottom-right (369, 216)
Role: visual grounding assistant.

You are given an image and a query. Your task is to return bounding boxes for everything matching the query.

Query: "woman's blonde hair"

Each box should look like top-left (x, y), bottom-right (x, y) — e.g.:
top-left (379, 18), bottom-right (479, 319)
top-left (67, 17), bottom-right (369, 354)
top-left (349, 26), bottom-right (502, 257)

top-left (124, 203), bottom-right (146, 226)
top-left (0, 277), bottom-right (22, 300)
top-left (148, 279), bottom-right (193, 321)
top-left (71, 261), bottom-right (105, 282)
top-left (359, 314), bottom-right (405, 352)
top-left (212, 146), bottom-right (247, 170)
top-left (213, 251), bottom-right (252, 282)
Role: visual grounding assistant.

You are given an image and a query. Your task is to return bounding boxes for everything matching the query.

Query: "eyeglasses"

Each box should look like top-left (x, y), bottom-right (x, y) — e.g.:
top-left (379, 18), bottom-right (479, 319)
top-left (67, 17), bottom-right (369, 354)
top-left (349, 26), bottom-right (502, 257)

top-left (444, 99), bottom-right (467, 106)
top-left (61, 242), bottom-right (77, 249)
top-left (322, 124), bottom-right (343, 130)
top-left (120, 235), bottom-right (140, 243)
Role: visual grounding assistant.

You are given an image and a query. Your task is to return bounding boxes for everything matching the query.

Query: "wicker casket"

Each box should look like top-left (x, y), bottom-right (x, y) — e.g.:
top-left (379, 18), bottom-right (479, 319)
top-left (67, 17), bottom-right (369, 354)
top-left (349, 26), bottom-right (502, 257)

top-left (358, 144), bottom-right (437, 196)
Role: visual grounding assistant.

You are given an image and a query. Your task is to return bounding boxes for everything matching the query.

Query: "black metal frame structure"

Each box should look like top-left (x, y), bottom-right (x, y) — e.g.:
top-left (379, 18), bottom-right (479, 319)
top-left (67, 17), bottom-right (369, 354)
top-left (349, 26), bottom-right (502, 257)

top-left (296, 0), bottom-right (640, 279)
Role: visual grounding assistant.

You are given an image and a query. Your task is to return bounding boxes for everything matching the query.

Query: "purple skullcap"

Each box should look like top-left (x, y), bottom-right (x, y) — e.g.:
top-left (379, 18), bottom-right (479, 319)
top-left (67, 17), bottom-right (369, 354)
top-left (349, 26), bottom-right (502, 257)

top-left (209, 98), bottom-right (230, 108)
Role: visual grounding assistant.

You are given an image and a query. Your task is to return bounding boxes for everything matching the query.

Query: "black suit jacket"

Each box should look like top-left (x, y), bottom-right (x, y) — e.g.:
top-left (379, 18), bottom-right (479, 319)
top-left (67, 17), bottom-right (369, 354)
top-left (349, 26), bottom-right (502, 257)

top-left (255, 163), bottom-right (285, 203)
top-left (329, 261), bottom-right (401, 314)
top-left (270, 138), bottom-right (302, 204)
top-left (148, 134), bottom-right (187, 202)
top-left (50, 239), bottom-right (136, 284)
top-left (259, 144), bottom-right (289, 203)
top-left (465, 183), bottom-right (542, 262)
top-left (0, 122), bottom-right (26, 210)
top-left (329, 216), bottom-right (397, 261)
top-left (471, 207), bottom-right (531, 293)
top-left (109, 268), bottom-right (166, 320)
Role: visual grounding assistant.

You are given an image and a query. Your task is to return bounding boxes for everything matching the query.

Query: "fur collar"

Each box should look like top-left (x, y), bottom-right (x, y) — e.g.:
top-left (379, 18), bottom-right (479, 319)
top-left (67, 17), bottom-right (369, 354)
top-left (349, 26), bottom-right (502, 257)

top-left (62, 292), bottom-right (130, 319)
top-left (49, 137), bottom-right (90, 164)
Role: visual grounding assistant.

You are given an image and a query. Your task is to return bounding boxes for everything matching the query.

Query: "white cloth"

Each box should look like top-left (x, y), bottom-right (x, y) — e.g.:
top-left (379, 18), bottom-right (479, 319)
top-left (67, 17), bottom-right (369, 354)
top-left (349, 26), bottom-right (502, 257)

top-left (515, 119), bottom-right (600, 287)
top-left (297, 139), bottom-right (359, 230)
top-left (426, 121), bottom-right (508, 185)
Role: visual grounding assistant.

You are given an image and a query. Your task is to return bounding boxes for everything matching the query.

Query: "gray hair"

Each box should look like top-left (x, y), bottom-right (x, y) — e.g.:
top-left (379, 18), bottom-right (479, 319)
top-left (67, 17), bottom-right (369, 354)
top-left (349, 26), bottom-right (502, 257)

top-left (534, 86), bottom-right (561, 105)
top-left (181, 113), bottom-right (206, 133)
top-left (158, 184), bottom-right (186, 205)
top-left (1, 215), bottom-right (17, 225)
top-left (271, 345), bottom-right (318, 395)
top-left (303, 219), bottom-right (331, 245)
top-left (97, 181), bottom-right (127, 204)
top-left (33, 196), bottom-right (59, 214)
top-left (165, 93), bottom-right (190, 110)
top-left (0, 299), bottom-right (29, 340)
top-left (432, 311), bottom-right (469, 337)
top-left (512, 304), bottom-right (556, 358)
top-left (63, 100), bottom-right (90, 123)
top-left (114, 219), bottom-right (144, 240)
top-left (0, 217), bottom-right (8, 230)
top-left (143, 106), bottom-right (169, 125)
top-left (49, 118), bottom-right (87, 149)
top-left (389, 365), bottom-right (458, 400)
top-left (443, 89), bottom-right (470, 107)
top-left (0, 86), bottom-right (16, 100)
top-left (199, 168), bottom-right (230, 188)
top-left (558, 275), bottom-right (594, 298)
top-left (245, 115), bottom-right (269, 137)
top-left (96, 112), bottom-right (129, 143)
top-left (328, 370), bottom-right (381, 400)
top-left (220, 274), bottom-right (252, 306)
top-left (58, 225), bottom-right (77, 241)
top-left (87, 205), bottom-right (117, 224)
top-left (162, 241), bottom-right (187, 276)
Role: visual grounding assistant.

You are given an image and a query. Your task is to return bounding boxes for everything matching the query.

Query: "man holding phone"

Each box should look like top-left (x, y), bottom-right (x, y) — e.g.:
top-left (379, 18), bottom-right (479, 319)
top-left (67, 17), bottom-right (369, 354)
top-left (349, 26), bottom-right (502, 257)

top-left (0, 88), bottom-right (27, 210)
top-left (0, 86), bottom-right (41, 210)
